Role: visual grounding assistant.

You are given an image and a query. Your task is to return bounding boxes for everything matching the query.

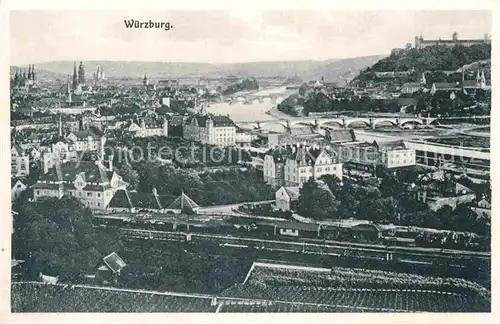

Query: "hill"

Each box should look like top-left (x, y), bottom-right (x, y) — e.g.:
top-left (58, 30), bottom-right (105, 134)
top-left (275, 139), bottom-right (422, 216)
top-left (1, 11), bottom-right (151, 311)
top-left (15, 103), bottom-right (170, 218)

top-left (12, 55), bottom-right (387, 84)
top-left (355, 44), bottom-right (491, 82)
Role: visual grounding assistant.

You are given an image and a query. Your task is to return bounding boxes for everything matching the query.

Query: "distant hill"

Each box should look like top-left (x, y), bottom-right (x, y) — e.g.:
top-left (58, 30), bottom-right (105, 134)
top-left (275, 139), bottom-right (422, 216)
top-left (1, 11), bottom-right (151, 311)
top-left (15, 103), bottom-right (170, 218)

top-left (10, 66), bottom-right (66, 81)
top-left (12, 55), bottom-right (387, 84)
top-left (306, 55), bottom-right (387, 85)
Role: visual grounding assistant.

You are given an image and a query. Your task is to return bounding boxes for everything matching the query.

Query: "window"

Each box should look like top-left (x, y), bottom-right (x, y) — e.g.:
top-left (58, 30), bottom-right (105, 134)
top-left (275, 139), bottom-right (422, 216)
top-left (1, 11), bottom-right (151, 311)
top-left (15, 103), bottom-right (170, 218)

top-left (87, 192), bottom-right (92, 197)
top-left (37, 190), bottom-right (40, 195)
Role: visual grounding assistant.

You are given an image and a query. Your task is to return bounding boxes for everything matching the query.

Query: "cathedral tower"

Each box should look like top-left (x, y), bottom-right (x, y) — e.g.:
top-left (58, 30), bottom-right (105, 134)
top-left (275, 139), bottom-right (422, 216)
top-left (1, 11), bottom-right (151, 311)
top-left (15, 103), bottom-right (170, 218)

top-left (78, 61), bottom-right (85, 84)
top-left (72, 62), bottom-right (78, 90)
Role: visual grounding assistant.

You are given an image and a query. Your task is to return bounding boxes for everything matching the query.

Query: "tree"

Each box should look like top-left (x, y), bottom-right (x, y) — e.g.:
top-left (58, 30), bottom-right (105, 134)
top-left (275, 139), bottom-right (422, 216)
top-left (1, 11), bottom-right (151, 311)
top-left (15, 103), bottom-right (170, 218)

top-left (115, 163), bottom-right (139, 190)
top-left (13, 197), bottom-right (123, 281)
top-left (296, 179), bottom-right (339, 220)
top-left (379, 170), bottom-right (404, 198)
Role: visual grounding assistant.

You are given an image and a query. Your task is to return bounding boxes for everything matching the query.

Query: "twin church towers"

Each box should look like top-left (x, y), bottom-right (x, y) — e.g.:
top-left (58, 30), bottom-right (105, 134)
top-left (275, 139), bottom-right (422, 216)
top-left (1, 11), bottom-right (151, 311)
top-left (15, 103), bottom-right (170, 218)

top-left (67, 61), bottom-right (105, 91)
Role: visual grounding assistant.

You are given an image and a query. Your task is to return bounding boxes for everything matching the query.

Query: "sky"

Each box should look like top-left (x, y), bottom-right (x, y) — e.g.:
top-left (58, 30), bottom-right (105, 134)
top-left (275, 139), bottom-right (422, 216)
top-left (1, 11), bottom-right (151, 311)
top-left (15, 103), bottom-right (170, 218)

top-left (10, 10), bottom-right (492, 64)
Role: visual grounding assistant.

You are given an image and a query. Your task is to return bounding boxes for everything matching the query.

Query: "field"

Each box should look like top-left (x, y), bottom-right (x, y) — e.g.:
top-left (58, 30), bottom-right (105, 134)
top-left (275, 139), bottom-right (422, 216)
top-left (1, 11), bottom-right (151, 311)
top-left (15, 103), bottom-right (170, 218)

top-left (219, 264), bottom-right (490, 312)
top-left (11, 282), bottom-right (217, 313)
top-left (11, 263), bottom-right (491, 313)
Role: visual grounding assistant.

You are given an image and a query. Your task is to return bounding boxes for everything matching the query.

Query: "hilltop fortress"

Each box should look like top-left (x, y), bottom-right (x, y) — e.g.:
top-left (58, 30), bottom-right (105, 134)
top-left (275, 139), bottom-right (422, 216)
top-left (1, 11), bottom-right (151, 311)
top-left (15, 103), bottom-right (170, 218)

top-left (414, 32), bottom-right (491, 49)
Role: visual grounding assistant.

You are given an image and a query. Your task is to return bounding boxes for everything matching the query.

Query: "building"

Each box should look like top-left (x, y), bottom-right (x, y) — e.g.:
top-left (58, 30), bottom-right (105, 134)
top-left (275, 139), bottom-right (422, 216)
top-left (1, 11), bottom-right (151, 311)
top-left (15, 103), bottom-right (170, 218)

top-left (11, 64), bottom-right (37, 89)
top-left (107, 189), bottom-right (200, 214)
top-left (275, 186), bottom-right (300, 212)
top-left (40, 128), bottom-right (106, 173)
top-left (66, 130), bottom-right (104, 152)
top-left (268, 126), bottom-right (327, 148)
top-left (97, 252), bottom-right (127, 285)
top-left (284, 146), bottom-right (342, 186)
top-left (412, 182), bottom-right (476, 211)
top-left (377, 140), bottom-right (416, 169)
top-left (31, 160), bottom-right (127, 210)
top-left (183, 115), bottom-right (236, 146)
top-left (11, 179), bottom-right (27, 201)
top-left (414, 32), bottom-right (491, 49)
top-left (128, 118), bottom-right (168, 137)
top-left (400, 82), bottom-right (424, 94)
top-left (325, 129), bottom-right (357, 144)
top-left (429, 82), bottom-right (462, 95)
top-left (470, 198), bottom-right (491, 219)
top-left (336, 140), bottom-right (416, 173)
top-left (11, 144), bottom-right (30, 177)
top-left (263, 147), bottom-right (290, 186)
top-left (235, 128), bottom-right (254, 147)
top-left (374, 71), bottom-right (413, 79)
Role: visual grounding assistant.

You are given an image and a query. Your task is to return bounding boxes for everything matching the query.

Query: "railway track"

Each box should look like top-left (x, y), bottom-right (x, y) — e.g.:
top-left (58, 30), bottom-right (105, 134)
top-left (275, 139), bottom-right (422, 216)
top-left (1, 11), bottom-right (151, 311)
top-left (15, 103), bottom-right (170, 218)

top-left (113, 226), bottom-right (490, 263)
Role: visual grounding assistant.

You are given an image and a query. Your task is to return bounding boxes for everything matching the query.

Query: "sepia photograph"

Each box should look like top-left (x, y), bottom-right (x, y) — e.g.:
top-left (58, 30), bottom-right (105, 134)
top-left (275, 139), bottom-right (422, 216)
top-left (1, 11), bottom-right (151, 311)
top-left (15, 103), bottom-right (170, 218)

top-left (6, 6), bottom-right (493, 315)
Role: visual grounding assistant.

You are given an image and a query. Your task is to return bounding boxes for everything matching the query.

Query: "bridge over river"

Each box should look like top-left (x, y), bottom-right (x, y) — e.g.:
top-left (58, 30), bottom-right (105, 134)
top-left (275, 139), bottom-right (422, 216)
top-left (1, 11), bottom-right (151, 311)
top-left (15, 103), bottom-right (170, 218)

top-left (236, 115), bottom-right (490, 130)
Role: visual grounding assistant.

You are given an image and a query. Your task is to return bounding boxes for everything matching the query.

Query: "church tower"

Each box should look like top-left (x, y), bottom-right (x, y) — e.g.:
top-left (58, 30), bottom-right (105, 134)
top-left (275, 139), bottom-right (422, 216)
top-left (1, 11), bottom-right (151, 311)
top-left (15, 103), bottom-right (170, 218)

top-left (143, 73), bottom-right (148, 86)
top-left (31, 64), bottom-right (36, 81)
top-left (78, 61), bottom-right (85, 84)
top-left (72, 62), bottom-right (78, 90)
top-left (27, 65), bottom-right (32, 80)
top-left (22, 69), bottom-right (27, 86)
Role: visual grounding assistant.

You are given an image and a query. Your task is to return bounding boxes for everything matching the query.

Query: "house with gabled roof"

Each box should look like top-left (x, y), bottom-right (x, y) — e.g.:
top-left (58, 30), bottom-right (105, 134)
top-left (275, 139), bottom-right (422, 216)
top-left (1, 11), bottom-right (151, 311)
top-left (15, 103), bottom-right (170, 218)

top-left (31, 161), bottom-right (127, 209)
top-left (470, 197), bottom-right (491, 219)
top-left (275, 186), bottom-right (300, 212)
top-left (11, 143), bottom-right (30, 177)
top-left (11, 179), bottom-right (27, 201)
top-left (107, 188), bottom-right (199, 214)
top-left (284, 146), bottom-right (342, 186)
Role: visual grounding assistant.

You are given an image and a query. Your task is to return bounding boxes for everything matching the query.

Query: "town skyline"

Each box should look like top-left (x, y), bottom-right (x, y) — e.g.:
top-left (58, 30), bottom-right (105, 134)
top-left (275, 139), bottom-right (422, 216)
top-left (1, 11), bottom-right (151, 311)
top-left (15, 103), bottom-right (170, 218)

top-left (10, 10), bottom-right (492, 65)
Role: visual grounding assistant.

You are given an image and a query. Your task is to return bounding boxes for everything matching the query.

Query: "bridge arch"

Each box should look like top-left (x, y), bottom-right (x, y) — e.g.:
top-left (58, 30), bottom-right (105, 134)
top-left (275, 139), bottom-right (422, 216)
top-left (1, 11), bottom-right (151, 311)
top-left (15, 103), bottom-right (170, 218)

top-left (344, 118), bottom-right (371, 128)
top-left (316, 118), bottom-right (344, 127)
top-left (371, 119), bottom-right (398, 128)
top-left (289, 120), bottom-right (315, 127)
top-left (399, 119), bottom-right (424, 126)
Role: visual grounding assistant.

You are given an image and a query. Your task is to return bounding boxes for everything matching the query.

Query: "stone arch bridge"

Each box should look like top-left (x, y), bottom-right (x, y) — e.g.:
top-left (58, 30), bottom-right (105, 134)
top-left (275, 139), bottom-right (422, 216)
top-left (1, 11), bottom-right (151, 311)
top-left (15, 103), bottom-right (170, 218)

top-left (237, 117), bottom-right (439, 130)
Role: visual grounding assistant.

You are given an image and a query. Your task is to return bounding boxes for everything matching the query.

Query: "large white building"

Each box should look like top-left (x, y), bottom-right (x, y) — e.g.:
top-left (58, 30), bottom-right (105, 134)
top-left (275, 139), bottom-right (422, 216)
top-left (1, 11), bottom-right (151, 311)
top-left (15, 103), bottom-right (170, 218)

top-left (336, 140), bottom-right (416, 172)
top-left (264, 146), bottom-right (343, 186)
top-left (128, 118), bottom-right (168, 137)
top-left (32, 160), bottom-right (127, 210)
top-left (183, 115), bottom-right (236, 146)
top-left (284, 147), bottom-right (343, 186)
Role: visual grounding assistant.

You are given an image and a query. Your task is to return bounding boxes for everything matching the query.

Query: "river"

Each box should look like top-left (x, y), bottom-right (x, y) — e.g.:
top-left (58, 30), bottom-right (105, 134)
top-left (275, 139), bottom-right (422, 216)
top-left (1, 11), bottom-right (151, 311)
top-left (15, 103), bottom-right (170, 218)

top-left (204, 86), bottom-right (292, 132)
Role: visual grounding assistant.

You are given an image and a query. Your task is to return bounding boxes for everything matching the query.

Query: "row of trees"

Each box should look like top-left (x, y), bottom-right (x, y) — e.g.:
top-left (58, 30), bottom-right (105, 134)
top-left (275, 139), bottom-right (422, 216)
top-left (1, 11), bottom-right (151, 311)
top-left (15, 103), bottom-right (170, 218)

top-left (110, 136), bottom-right (253, 168)
top-left (115, 160), bottom-right (274, 206)
top-left (297, 89), bottom-right (490, 117)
